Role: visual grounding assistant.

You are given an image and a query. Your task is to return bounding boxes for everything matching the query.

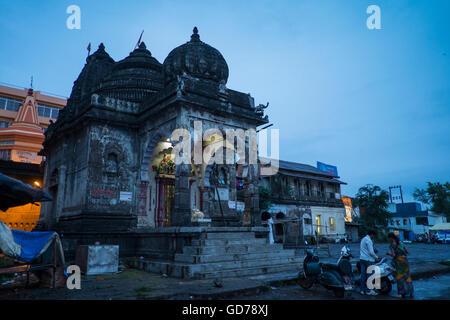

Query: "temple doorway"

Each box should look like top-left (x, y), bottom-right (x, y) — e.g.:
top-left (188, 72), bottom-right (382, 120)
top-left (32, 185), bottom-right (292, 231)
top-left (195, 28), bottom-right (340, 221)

top-left (155, 177), bottom-right (174, 227)
top-left (148, 138), bottom-right (176, 228)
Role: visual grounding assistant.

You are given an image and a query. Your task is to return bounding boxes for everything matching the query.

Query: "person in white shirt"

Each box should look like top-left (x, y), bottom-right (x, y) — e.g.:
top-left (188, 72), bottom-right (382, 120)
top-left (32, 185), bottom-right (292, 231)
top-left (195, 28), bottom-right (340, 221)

top-left (359, 229), bottom-right (379, 295)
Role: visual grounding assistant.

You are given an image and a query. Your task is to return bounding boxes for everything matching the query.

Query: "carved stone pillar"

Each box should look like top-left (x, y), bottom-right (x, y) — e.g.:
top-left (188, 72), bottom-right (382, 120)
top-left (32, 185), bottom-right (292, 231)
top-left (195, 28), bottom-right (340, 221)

top-left (242, 176), bottom-right (252, 226)
top-left (172, 163), bottom-right (191, 226)
top-left (249, 163), bottom-right (261, 226)
top-left (55, 164), bottom-right (67, 222)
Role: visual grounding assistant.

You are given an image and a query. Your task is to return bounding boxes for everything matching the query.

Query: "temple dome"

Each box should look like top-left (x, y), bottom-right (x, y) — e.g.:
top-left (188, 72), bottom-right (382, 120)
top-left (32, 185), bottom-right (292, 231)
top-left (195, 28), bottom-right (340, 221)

top-left (68, 43), bottom-right (115, 103)
top-left (163, 27), bottom-right (229, 84)
top-left (95, 42), bottom-right (164, 102)
top-left (58, 43), bottom-right (115, 123)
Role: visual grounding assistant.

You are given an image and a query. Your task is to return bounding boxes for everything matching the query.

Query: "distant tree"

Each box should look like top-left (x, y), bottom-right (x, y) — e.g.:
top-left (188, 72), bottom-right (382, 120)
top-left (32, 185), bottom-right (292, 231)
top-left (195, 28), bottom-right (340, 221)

top-left (354, 184), bottom-right (390, 232)
top-left (413, 182), bottom-right (450, 218)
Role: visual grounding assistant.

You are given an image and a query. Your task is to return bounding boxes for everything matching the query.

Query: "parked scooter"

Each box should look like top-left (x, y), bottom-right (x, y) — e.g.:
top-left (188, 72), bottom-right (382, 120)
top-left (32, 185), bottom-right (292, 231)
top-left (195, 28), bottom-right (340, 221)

top-left (336, 245), bottom-right (355, 290)
top-left (354, 256), bottom-right (396, 295)
top-left (336, 245), bottom-right (396, 295)
top-left (298, 242), bottom-right (351, 297)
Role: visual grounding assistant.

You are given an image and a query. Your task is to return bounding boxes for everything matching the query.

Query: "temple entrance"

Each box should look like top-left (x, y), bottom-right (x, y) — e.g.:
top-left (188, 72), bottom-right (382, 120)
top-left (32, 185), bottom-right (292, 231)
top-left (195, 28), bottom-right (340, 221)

top-left (147, 138), bottom-right (178, 228)
top-left (156, 177), bottom-right (174, 227)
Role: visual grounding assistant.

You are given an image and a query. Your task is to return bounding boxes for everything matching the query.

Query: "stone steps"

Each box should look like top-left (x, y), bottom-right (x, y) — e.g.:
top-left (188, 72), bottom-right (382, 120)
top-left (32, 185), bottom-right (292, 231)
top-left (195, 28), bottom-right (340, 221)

top-left (204, 232), bottom-right (256, 239)
top-left (128, 230), bottom-right (302, 279)
top-left (128, 257), bottom-right (302, 280)
top-left (194, 255), bottom-right (303, 273)
top-left (197, 262), bottom-right (301, 279)
top-left (191, 238), bottom-right (267, 247)
top-left (175, 249), bottom-right (295, 264)
top-left (182, 243), bottom-right (284, 255)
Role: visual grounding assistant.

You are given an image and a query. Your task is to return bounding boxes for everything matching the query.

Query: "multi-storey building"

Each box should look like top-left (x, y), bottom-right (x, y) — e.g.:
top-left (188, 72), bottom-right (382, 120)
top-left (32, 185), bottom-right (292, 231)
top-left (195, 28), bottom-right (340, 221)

top-left (0, 84), bottom-right (65, 162)
top-left (387, 202), bottom-right (447, 241)
top-left (259, 159), bottom-right (347, 243)
top-left (0, 84), bottom-right (66, 230)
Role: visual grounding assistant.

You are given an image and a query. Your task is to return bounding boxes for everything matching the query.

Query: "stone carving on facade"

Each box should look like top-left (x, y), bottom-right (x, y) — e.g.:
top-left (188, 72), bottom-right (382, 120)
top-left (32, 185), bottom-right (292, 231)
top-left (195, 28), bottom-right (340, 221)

top-left (176, 74), bottom-right (185, 96)
top-left (255, 102), bottom-right (269, 117)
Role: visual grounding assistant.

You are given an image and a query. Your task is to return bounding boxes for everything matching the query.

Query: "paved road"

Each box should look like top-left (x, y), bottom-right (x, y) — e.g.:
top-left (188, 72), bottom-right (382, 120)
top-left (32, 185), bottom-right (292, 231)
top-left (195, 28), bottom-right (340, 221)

top-left (233, 273), bottom-right (450, 300)
top-left (318, 243), bottom-right (450, 265)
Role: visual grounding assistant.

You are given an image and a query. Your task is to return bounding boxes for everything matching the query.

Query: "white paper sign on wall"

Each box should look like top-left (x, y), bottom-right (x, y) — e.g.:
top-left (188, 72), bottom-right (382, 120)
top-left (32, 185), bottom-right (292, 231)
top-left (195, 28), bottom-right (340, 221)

top-left (214, 188), bottom-right (229, 201)
top-left (120, 191), bottom-right (132, 202)
top-left (228, 200), bottom-right (245, 211)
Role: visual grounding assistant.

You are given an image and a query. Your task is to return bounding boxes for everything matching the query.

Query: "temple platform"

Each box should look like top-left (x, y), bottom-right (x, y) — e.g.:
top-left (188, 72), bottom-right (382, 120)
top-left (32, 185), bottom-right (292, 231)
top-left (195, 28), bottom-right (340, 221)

top-left (58, 227), bottom-right (301, 279)
top-left (123, 228), bottom-right (302, 279)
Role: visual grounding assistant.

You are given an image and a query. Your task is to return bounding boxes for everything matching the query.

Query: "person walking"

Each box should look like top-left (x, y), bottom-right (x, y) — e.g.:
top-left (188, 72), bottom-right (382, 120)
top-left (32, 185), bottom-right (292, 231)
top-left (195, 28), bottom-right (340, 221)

top-left (387, 232), bottom-right (414, 298)
top-left (359, 229), bottom-right (379, 295)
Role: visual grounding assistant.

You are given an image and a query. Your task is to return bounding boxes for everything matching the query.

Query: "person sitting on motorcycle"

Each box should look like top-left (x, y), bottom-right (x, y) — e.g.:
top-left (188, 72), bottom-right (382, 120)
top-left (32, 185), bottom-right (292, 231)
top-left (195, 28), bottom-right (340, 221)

top-left (359, 229), bottom-right (380, 295)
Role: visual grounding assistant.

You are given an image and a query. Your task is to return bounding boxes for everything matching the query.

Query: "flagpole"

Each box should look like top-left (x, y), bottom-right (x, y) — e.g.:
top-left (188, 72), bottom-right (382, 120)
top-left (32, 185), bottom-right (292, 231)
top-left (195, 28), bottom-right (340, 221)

top-left (135, 30), bottom-right (144, 49)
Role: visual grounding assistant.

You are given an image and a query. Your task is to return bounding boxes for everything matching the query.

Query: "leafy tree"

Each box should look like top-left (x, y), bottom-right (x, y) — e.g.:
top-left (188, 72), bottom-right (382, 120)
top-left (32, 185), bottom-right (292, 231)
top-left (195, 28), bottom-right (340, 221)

top-left (258, 186), bottom-right (272, 211)
top-left (413, 182), bottom-right (450, 218)
top-left (354, 184), bottom-right (390, 231)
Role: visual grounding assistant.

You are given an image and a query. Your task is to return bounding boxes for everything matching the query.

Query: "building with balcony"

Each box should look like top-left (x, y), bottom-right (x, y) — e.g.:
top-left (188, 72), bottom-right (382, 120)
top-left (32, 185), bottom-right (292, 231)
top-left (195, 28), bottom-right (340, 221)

top-left (259, 159), bottom-right (347, 243)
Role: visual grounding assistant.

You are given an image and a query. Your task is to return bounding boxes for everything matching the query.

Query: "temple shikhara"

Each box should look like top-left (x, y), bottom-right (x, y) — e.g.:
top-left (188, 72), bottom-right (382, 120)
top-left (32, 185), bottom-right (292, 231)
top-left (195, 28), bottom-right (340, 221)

top-left (0, 85), bottom-right (65, 231)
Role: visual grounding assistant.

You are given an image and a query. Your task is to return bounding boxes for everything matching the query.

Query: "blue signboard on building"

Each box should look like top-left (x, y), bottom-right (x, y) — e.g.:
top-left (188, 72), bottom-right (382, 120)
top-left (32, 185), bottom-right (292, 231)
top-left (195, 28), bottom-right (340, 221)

top-left (317, 161), bottom-right (338, 177)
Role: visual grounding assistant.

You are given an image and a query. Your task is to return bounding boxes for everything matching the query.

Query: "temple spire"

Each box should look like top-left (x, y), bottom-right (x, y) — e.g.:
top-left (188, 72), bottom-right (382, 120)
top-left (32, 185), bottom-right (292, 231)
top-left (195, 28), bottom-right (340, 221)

top-left (191, 26), bottom-right (200, 42)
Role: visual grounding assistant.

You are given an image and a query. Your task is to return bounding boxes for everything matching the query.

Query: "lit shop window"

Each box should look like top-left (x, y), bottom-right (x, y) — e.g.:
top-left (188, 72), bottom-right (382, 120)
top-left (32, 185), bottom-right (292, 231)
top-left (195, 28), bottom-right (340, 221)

top-left (329, 217), bottom-right (336, 231)
top-left (315, 215), bottom-right (322, 235)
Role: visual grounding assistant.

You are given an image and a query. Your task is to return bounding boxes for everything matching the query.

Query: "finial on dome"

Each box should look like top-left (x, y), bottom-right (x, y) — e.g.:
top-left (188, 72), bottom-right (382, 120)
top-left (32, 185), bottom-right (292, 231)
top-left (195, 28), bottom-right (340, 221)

top-left (191, 26), bottom-right (200, 42)
top-left (27, 76), bottom-right (34, 96)
top-left (98, 43), bottom-right (105, 51)
top-left (139, 41), bottom-right (147, 49)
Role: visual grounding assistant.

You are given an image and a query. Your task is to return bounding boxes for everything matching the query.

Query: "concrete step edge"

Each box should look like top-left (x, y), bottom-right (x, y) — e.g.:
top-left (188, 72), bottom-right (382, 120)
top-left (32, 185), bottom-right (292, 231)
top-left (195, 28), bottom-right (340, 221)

top-left (174, 251), bottom-right (298, 263)
top-left (196, 263), bottom-right (301, 279)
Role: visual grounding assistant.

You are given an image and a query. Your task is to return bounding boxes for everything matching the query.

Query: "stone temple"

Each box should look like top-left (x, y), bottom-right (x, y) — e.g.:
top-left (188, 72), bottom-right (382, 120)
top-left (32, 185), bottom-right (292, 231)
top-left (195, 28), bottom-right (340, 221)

top-left (38, 28), bottom-right (301, 278)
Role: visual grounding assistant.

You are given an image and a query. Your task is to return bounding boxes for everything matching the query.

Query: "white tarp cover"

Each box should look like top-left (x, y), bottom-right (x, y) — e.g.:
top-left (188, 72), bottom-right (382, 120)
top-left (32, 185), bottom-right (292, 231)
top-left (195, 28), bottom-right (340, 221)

top-left (0, 220), bottom-right (65, 265)
top-left (0, 220), bottom-right (21, 258)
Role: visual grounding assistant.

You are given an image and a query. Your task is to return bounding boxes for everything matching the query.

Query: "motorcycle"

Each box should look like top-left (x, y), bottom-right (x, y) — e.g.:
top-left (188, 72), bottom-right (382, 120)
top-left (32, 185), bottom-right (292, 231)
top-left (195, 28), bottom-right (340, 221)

top-left (353, 257), bottom-right (395, 295)
top-left (336, 245), bottom-right (356, 291)
top-left (337, 245), bottom-right (396, 295)
top-left (297, 242), bottom-right (352, 297)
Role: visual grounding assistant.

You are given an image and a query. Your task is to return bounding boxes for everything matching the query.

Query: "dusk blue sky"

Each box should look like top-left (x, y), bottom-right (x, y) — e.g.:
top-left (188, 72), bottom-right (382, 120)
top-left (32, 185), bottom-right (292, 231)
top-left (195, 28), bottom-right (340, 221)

top-left (0, 0), bottom-right (449, 203)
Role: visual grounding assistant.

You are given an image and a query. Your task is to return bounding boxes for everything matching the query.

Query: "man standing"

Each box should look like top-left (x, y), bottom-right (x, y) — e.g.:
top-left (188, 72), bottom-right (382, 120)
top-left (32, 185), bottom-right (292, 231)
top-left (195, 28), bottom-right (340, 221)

top-left (360, 229), bottom-right (379, 295)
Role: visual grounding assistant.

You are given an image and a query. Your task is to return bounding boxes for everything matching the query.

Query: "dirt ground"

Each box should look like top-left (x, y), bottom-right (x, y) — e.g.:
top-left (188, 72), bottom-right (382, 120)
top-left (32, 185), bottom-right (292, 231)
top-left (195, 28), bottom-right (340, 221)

top-left (0, 243), bottom-right (448, 300)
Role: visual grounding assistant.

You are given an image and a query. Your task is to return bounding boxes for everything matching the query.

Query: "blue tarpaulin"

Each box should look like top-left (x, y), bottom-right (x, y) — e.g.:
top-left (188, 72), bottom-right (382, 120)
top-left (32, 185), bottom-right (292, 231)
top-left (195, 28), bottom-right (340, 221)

top-left (11, 229), bottom-right (56, 262)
